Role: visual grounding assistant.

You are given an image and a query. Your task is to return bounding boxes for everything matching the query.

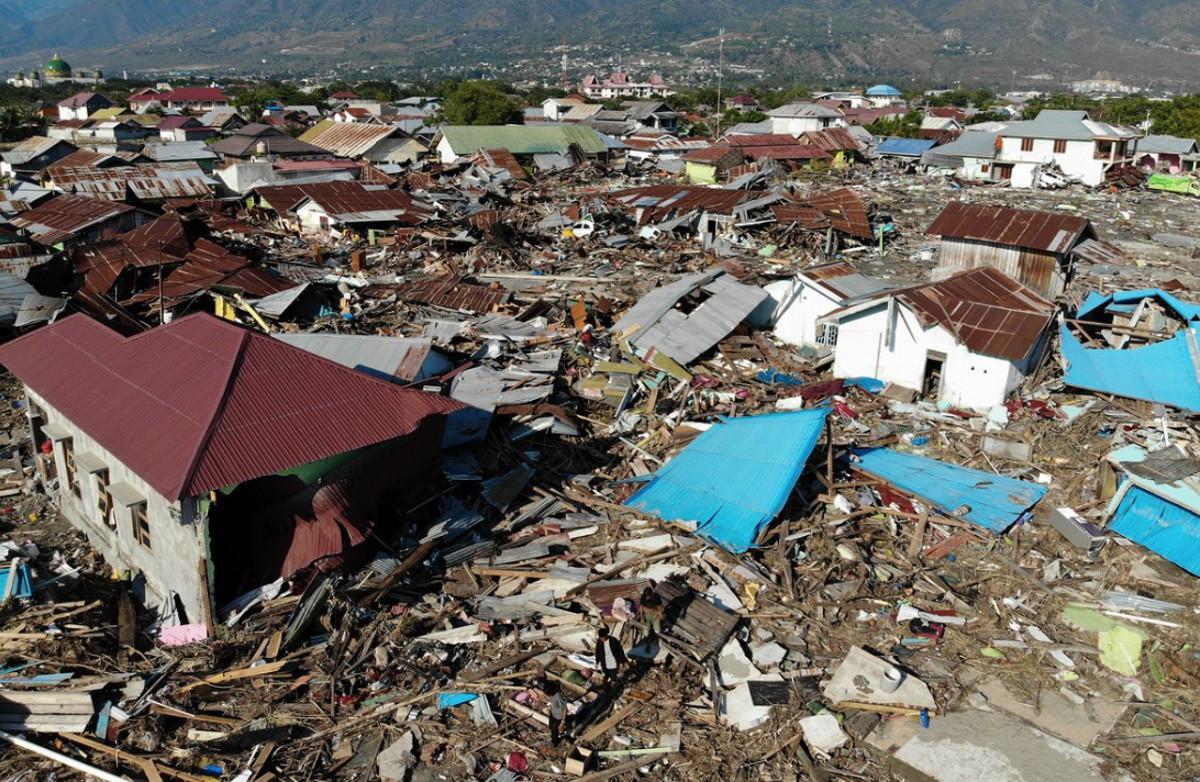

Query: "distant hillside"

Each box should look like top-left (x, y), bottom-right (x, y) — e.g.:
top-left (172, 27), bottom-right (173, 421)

top-left (3, 0), bottom-right (1199, 87)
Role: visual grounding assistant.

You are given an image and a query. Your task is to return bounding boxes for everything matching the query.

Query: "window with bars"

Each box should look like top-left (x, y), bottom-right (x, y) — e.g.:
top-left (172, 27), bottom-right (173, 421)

top-left (133, 503), bottom-right (151, 549)
top-left (63, 439), bottom-right (80, 498)
top-left (1021, 138), bottom-right (1034, 152)
top-left (96, 470), bottom-right (114, 529)
top-left (1053, 139), bottom-right (1067, 154)
top-left (817, 323), bottom-right (840, 347)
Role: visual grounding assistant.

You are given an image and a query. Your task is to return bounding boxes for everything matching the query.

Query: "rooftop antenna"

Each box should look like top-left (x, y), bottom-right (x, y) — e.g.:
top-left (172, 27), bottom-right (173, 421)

top-left (715, 28), bottom-right (725, 139)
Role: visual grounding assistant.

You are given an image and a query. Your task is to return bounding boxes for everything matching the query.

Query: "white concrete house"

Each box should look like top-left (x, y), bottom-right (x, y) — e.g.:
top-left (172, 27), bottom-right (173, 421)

top-left (819, 267), bottom-right (1054, 410)
top-left (767, 103), bottom-right (846, 137)
top-left (764, 261), bottom-right (894, 349)
top-left (993, 110), bottom-right (1140, 187)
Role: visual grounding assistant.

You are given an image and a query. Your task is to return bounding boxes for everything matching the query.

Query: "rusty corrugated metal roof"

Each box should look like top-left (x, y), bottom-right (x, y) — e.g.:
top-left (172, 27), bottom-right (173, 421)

top-left (47, 163), bottom-right (214, 202)
top-left (10, 194), bottom-right (133, 245)
top-left (925, 201), bottom-right (1093, 254)
top-left (897, 267), bottom-right (1055, 361)
top-left (392, 275), bottom-right (506, 313)
top-left (0, 313), bottom-right (461, 500)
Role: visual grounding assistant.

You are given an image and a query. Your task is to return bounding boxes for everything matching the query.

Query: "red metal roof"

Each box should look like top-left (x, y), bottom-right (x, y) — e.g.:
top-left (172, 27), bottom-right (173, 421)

top-left (925, 201), bottom-right (1093, 254)
top-left (0, 314), bottom-right (461, 500)
top-left (158, 87), bottom-right (230, 103)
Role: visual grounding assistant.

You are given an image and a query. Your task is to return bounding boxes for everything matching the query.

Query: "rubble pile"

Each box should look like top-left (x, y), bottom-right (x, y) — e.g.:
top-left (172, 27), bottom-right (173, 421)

top-left (1, 149), bottom-right (1200, 782)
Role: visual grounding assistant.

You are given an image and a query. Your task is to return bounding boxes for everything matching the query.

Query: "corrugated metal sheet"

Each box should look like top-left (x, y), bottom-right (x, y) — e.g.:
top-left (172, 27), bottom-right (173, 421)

top-left (850, 447), bottom-right (1047, 533)
top-left (808, 188), bottom-right (873, 240)
top-left (1107, 478), bottom-right (1200, 576)
top-left (393, 275), bottom-right (506, 313)
top-left (254, 180), bottom-right (365, 213)
top-left (608, 185), bottom-right (764, 224)
top-left (628, 409), bottom-right (830, 553)
top-left (926, 201), bottom-right (1092, 255)
top-left (1060, 325), bottom-right (1200, 413)
top-left (273, 333), bottom-right (449, 383)
top-left (10, 194), bottom-right (134, 245)
top-left (875, 138), bottom-right (937, 157)
top-left (48, 163), bottom-right (214, 202)
top-left (897, 267), bottom-right (1054, 361)
top-left (304, 123), bottom-right (397, 158)
top-left (0, 314), bottom-right (462, 500)
top-left (440, 125), bottom-right (608, 157)
top-left (613, 268), bottom-right (769, 365)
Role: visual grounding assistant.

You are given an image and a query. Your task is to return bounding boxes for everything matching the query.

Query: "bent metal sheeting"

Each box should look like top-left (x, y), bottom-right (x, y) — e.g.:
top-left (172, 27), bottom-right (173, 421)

top-left (626, 409), bottom-right (830, 553)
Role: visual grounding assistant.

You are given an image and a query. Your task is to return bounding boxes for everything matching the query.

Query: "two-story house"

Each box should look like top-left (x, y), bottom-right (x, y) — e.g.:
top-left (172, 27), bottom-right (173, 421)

top-left (994, 110), bottom-right (1140, 187)
top-left (767, 103), bottom-right (846, 137)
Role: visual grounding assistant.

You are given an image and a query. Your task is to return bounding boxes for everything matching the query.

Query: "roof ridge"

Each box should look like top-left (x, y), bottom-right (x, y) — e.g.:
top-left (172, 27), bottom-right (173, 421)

top-left (177, 323), bottom-right (252, 498)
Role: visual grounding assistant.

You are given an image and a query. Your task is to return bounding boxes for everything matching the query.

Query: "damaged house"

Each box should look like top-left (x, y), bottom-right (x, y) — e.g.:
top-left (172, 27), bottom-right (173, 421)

top-left (992, 110), bottom-right (1140, 188)
top-left (1060, 289), bottom-right (1200, 414)
top-left (763, 261), bottom-right (895, 351)
top-left (0, 313), bottom-right (459, 627)
top-left (925, 201), bottom-right (1118, 299)
top-left (820, 267), bottom-right (1055, 410)
top-left (606, 185), bottom-right (786, 249)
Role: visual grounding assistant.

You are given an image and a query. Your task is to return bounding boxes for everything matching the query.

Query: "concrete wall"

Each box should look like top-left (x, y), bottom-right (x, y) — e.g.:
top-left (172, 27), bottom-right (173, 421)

top-left (765, 278), bottom-right (840, 347)
top-left (27, 390), bottom-right (209, 624)
top-left (830, 301), bottom-right (1029, 410)
top-left (996, 137), bottom-right (1130, 187)
top-left (771, 116), bottom-right (842, 137)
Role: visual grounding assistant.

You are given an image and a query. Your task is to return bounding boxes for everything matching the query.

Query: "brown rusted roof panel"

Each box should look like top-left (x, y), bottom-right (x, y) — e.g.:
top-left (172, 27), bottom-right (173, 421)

top-left (926, 201), bottom-right (1092, 254)
top-left (898, 267), bottom-right (1054, 361)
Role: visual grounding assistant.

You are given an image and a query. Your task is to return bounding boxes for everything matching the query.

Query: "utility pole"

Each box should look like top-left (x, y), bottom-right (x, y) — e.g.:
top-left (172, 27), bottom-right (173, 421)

top-left (715, 28), bottom-right (725, 139)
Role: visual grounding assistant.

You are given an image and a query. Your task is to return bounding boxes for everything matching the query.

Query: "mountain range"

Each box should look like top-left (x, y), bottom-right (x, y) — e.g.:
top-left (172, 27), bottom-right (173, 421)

top-left (1, 0), bottom-right (1199, 87)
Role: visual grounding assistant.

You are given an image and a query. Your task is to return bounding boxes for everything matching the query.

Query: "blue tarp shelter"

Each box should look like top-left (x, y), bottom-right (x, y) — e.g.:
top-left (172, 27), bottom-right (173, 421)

top-left (626, 409), bottom-right (830, 553)
top-left (849, 447), bottom-right (1047, 533)
top-left (1060, 324), bottom-right (1200, 413)
top-left (1105, 445), bottom-right (1200, 575)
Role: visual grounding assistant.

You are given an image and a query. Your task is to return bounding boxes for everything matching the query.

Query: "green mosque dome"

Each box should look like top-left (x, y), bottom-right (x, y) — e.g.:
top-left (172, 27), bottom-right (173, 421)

top-left (45, 54), bottom-right (71, 78)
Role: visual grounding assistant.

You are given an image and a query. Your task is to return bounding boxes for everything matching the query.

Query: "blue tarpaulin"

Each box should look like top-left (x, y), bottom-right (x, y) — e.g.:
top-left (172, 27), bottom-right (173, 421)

top-left (1110, 486), bottom-right (1200, 576)
top-left (1060, 325), bottom-right (1200, 413)
top-left (438, 692), bottom-right (479, 709)
top-left (626, 409), bottom-right (830, 553)
top-left (849, 448), bottom-right (1047, 533)
top-left (1077, 289), bottom-right (1200, 322)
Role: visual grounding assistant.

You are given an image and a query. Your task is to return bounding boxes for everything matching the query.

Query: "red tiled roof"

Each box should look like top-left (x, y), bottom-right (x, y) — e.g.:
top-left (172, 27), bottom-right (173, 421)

top-left (0, 314), bottom-right (461, 500)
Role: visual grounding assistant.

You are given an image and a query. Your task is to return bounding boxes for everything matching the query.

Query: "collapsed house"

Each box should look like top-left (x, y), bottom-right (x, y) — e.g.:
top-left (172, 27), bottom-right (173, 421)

top-left (1099, 445), bottom-right (1200, 576)
top-left (1060, 289), bottom-right (1200, 413)
top-left (0, 313), bottom-right (460, 626)
top-left (821, 267), bottom-right (1055, 409)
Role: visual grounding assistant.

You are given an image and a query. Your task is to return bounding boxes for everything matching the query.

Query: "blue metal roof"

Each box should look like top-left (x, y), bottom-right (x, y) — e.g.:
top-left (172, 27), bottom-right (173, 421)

top-left (1110, 485), bottom-right (1200, 576)
top-left (1077, 289), bottom-right (1200, 322)
top-left (866, 84), bottom-right (902, 96)
top-left (875, 137), bottom-right (936, 157)
top-left (849, 447), bottom-right (1047, 533)
top-left (1060, 325), bottom-right (1200, 413)
top-left (626, 409), bottom-right (829, 553)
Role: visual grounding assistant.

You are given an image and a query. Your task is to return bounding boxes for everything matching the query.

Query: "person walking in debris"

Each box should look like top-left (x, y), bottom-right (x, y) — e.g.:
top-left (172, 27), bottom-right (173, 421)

top-left (639, 581), bottom-right (663, 640)
top-left (595, 625), bottom-right (627, 682)
top-left (545, 680), bottom-right (568, 747)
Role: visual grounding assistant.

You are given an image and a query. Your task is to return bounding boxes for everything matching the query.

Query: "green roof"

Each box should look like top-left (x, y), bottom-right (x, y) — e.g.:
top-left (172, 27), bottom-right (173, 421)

top-left (440, 125), bottom-right (608, 156)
